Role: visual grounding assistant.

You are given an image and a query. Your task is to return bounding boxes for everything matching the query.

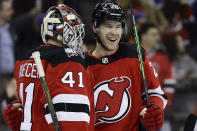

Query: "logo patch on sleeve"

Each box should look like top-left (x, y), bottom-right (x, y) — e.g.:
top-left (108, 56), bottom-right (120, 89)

top-left (64, 48), bottom-right (78, 57)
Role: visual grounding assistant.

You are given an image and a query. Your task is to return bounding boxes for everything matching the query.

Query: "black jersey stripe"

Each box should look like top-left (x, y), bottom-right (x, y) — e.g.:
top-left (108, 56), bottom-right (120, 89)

top-left (142, 93), bottom-right (168, 100)
top-left (44, 103), bottom-right (90, 115)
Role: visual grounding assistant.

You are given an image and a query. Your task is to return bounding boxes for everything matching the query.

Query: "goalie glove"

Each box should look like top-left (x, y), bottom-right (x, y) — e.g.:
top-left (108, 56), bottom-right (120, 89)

top-left (3, 100), bottom-right (23, 131)
top-left (139, 103), bottom-right (164, 131)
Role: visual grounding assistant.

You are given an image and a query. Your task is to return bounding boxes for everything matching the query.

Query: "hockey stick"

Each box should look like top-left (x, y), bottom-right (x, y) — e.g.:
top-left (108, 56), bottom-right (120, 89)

top-left (128, 1), bottom-right (151, 131)
top-left (184, 114), bottom-right (197, 131)
top-left (32, 51), bottom-right (61, 131)
top-left (129, 0), bottom-right (150, 108)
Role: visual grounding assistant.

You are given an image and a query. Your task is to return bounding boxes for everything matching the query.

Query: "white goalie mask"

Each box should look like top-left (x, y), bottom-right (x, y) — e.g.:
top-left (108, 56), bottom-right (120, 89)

top-left (41, 4), bottom-right (85, 53)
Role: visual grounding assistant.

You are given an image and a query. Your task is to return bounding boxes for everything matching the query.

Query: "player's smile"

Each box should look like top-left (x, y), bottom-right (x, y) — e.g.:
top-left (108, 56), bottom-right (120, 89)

top-left (107, 37), bottom-right (117, 43)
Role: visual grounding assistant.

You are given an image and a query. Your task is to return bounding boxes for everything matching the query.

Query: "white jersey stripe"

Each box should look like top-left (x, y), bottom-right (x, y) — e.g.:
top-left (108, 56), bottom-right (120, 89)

top-left (163, 87), bottom-right (175, 93)
top-left (142, 86), bottom-right (167, 109)
top-left (45, 111), bottom-right (90, 124)
top-left (142, 86), bottom-right (164, 96)
top-left (164, 79), bottom-right (176, 85)
top-left (44, 94), bottom-right (91, 124)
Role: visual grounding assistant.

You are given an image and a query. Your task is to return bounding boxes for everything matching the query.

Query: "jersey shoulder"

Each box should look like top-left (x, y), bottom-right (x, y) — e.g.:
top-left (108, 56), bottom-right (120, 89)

top-left (84, 42), bottom-right (146, 66)
top-left (155, 49), bottom-right (173, 62)
top-left (119, 42), bottom-right (145, 61)
top-left (18, 46), bottom-right (88, 69)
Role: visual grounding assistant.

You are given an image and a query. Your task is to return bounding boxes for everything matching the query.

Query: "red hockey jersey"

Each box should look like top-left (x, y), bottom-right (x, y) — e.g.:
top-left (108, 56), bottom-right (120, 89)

top-left (85, 43), bottom-right (167, 131)
top-left (149, 50), bottom-right (176, 108)
top-left (14, 45), bottom-right (95, 131)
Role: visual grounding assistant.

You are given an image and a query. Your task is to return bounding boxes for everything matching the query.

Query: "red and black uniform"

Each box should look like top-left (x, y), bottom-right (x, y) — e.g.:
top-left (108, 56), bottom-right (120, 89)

top-left (149, 49), bottom-right (176, 108)
top-left (14, 45), bottom-right (95, 131)
top-left (85, 43), bottom-right (167, 131)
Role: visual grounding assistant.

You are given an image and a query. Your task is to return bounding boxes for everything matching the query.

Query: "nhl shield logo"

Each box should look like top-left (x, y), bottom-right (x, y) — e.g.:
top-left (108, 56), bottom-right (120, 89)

top-left (94, 76), bottom-right (131, 124)
top-left (101, 57), bottom-right (109, 64)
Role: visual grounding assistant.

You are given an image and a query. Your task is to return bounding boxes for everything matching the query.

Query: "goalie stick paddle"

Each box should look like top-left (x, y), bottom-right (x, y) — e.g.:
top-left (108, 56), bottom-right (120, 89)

top-left (129, 0), bottom-right (150, 108)
top-left (32, 51), bottom-right (61, 131)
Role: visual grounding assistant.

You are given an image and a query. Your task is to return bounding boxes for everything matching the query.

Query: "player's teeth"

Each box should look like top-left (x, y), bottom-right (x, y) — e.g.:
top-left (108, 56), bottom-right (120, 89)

top-left (108, 38), bottom-right (116, 41)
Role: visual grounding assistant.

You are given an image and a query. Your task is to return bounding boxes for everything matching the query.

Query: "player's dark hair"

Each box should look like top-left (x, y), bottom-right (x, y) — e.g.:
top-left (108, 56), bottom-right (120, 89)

top-left (164, 35), bottom-right (179, 61)
top-left (138, 23), bottom-right (158, 40)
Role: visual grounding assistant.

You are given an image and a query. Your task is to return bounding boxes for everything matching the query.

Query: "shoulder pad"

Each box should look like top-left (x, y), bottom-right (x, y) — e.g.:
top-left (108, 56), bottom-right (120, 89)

top-left (18, 46), bottom-right (88, 69)
top-left (119, 42), bottom-right (145, 61)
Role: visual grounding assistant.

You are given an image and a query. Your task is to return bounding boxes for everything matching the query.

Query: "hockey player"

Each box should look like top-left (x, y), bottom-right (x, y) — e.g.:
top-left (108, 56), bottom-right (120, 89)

top-left (139, 23), bottom-right (176, 130)
top-left (4, 4), bottom-right (94, 131)
top-left (85, 1), bottom-right (167, 131)
top-left (139, 23), bottom-right (176, 109)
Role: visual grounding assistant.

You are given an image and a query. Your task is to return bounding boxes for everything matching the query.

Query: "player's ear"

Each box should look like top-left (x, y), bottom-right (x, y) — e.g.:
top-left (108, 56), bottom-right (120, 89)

top-left (140, 33), bottom-right (144, 41)
top-left (92, 25), bottom-right (97, 33)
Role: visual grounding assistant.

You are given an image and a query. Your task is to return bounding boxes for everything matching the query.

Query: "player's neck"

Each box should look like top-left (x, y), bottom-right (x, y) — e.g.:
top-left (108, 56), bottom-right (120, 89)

top-left (142, 42), bottom-right (153, 53)
top-left (92, 42), bottom-right (118, 57)
top-left (46, 39), bottom-right (66, 47)
top-left (0, 18), bottom-right (6, 26)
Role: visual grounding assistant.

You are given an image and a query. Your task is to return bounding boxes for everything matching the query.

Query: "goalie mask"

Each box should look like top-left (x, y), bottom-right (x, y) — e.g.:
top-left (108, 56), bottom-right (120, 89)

top-left (41, 4), bottom-right (85, 53)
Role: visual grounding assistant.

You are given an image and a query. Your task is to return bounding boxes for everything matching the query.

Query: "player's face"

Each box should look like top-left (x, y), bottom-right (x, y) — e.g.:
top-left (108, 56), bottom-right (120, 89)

top-left (1, 1), bottom-right (14, 22)
top-left (143, 27), bottom-right (160, 47)
top-left (176, 35), bottom-right (185, 53)
top-left (98, 21), bottom-right (122, 51)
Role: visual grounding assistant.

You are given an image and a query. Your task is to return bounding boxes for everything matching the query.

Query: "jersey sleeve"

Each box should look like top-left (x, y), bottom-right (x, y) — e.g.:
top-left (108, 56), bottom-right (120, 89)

top-left (151, 53), bottom-right (176, 109)
top-left (161, 58), bottom-right (176, 109)
top-left (143, 53), bottom-right (168, 110)
top-left (40, 60), bottom-right (94, 131)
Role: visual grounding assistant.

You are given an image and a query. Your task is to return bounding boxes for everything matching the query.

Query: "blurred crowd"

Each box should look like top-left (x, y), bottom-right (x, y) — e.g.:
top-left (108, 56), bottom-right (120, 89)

top-left (0, 0), bottom-right (196, 130)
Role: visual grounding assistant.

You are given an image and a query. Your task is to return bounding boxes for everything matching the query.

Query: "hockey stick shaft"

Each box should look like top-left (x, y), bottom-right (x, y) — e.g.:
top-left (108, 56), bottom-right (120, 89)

top-left (184, 114), bottom-right (197, 131)
top-left (32, 51), bottom-right (61, 131)
top-left (129, 0), bottom-right (150, 108)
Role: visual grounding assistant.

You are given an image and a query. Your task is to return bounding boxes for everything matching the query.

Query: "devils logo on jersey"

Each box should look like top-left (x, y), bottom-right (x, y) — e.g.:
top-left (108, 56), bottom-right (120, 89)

top-left (94, 76), bottom-right (131, 125)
